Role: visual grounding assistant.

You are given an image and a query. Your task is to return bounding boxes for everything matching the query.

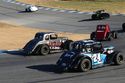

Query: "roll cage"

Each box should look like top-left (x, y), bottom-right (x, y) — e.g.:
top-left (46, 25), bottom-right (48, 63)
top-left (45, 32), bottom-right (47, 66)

top-left (72, 41), bottom-right (103, 53)
top-left (95, 10), bottom-right (105, 14)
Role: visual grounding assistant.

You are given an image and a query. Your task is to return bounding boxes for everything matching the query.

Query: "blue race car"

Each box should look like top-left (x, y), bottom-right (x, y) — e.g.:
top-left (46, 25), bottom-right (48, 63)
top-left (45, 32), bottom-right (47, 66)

top-left (56, 40), bottom-right (124, 72)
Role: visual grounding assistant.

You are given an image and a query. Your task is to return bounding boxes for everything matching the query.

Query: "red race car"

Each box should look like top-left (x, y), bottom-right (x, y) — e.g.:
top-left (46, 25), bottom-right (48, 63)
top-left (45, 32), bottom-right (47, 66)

top-left (90, 24), bottom-right (117, 41)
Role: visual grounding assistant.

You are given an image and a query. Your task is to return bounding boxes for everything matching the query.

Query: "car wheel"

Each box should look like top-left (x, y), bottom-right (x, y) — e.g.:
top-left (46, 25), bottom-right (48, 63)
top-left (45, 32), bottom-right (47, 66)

top-left (122, 23), bottom-right (125, 32)
top-left (113, 53), bottom-right (124, 65)
top-left (112, 31), bottom-right (118, 39)
top-left (106, 32), bottom-right (112, 41)
top-left (26, 8), bottom-right (30, 12)
top-left (40, 44), bottom-right (50, 55)
top-left (90, 32), bottom-right (96, 40)
top-left (63, 40), bottom-right (73, 50)
top-left (91, 14), bottom-right (97, 20)
top-left (25, 8), bottom-right (28, 12)
top-left (79, 58), bottom-right (91, 72)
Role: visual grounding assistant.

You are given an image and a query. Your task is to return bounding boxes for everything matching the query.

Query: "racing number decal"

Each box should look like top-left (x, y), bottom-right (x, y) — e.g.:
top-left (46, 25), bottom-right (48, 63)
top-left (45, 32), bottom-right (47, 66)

top-left (49, 41), bottom-right (62, 49)
top-left (92, 53), bottom-right (102, 63)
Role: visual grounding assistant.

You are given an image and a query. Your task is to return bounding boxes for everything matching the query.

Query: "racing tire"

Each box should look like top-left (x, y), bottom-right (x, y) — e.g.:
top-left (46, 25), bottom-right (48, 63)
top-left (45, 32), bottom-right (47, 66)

top-left (40, 44), bottom-right (50, 55)
top-left (106, 32), bottom-right (112, 41)
top-left (25, 8), bottom-right (29, 12)
top-left (25, 8), bottom-right (28, 12)
top-left (63, 40), bottom-right (73, 50)
top-left (79, 58), bottom-right (91, 72)
top-left (122, 23), bottom-right (125, 32)
top-left (25, 8), bottom-right (31, 12)
top-left (91, 14), bottom-right (97, 20)
top-left (101, 13), bottom-right (110, 19)
top-left (113, 53), bottom-right (124, 65)
top-left (90, 32), bottom-right (96, 40)
top-left (112, 31), bottom-right (118, 39)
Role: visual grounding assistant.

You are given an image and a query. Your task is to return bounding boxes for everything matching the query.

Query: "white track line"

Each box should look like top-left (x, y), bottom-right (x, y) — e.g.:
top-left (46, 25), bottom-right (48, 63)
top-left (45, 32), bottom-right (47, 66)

top-left (51, 9), bottom-right (59, 11)
top-left (10, 1), bottom-right (15, 3)
top-left (87, 12), bottom-right (94, 14)
top-left (77, 12), bottom-right (85, 14)
top-left (59, 10), bottom-right (66, 12)
top-left (39, 7), bottom-right (44, 9)
top-left (68, 11), bottom-right (76, 13)
top-left (44, 8), bottom-right (51, 10)
top-left (21, 3), bottom-right (26, 6)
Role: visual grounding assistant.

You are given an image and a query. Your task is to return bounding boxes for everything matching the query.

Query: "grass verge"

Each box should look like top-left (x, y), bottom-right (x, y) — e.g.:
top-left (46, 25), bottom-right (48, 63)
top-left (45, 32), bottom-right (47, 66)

top-left (17, 0), bottom-right (125, 13)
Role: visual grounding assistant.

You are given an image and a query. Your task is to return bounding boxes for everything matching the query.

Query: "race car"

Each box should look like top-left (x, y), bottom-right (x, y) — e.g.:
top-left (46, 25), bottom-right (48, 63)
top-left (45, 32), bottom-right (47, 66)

top-left (90, 24), bottom-right (118, 41)
top-left (23, 32), bottom-right (73, 55)
top-left (25, 5), bottom-right (38, 12)
top-left (56, 40), bottom-right (124, 72)
top-left (91, 10), bottom-right (110, 20)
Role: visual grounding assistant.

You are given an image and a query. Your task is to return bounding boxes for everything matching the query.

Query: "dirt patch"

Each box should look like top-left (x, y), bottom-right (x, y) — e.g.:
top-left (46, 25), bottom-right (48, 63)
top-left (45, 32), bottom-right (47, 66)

top-left (0, 22), bottom-right (89, 50)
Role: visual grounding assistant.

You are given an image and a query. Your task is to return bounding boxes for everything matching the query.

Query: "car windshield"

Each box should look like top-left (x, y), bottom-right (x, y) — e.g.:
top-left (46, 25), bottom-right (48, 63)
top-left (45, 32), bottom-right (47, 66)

top-left (93, 43), bottom-right (102, 52)
top-left (34, 33), bottom-right (43, 40)
top-left (71, 43), bottom-right (83, 51)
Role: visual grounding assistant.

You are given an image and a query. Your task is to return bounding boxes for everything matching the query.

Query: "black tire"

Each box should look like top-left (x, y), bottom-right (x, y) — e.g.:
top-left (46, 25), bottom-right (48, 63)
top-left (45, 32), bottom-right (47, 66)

top-left (122, 23), bottom-right (125, 32)
top-left (113, 53), bottom-right (124, 65)
top-left (90, 32), bottom-right (96, 40)
top-left (25, 8), bottom-right (29, 12)
top-left (101, 13), bottom-right (110, 19)
top-left (63, 40), bottom-right (73, 50)
top-left (106, 32), bottom-right (112, 41)
top-left (25, 8), bottom-right (31, 12)
top-left (79, 58), bottom-right (91, 72)
top-left (40, 44), bottom-right (50, 55)
top-left (25, 9), bottom-right (27, 12)
top-left (91, 14), bottom-right (97, 20)
top-left (112, 31), bottom-right (118, 39)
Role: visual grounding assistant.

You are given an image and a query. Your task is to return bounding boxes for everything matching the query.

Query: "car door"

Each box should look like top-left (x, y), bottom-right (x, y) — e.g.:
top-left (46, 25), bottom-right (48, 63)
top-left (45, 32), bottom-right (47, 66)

top-left (91, 43), bottom-right (107, 66)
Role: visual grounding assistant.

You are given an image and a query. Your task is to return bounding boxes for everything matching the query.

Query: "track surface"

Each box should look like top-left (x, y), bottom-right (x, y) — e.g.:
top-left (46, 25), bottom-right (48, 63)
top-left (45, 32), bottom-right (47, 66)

top-left (0, 0), bottom-right (125, 83)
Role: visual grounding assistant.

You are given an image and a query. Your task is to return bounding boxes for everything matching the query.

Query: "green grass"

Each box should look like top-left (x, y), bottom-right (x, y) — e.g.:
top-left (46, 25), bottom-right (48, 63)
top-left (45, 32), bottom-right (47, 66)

top-left (17, 0), bottom-right (125, 13)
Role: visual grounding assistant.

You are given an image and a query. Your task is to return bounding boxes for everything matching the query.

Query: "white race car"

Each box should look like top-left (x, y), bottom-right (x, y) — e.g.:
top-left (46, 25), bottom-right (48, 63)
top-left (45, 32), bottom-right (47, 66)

top-left (25, 5), bottom-right (38, 12)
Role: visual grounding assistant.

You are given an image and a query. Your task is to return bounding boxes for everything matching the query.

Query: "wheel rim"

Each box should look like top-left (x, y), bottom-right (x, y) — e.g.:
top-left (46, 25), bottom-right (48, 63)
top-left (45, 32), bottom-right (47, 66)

top-left (82, 61), bottom-right (90, 70)
top-left (41, 46), bottom-right (49, 55)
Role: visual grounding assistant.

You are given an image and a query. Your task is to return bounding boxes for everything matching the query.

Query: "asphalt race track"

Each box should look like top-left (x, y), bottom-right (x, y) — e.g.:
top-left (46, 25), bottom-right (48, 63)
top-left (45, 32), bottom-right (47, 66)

top-left (0, 0), bottom-right (125, 83)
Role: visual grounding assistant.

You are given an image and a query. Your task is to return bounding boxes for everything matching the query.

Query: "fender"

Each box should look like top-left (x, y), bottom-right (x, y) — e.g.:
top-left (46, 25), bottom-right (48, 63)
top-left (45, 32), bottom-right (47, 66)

top-left (106, 51), bottom-right (120, 63)
top-left (70, 56), bottom-right (92, 69)
top-left (23, 38), bottom-right (42, 54)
